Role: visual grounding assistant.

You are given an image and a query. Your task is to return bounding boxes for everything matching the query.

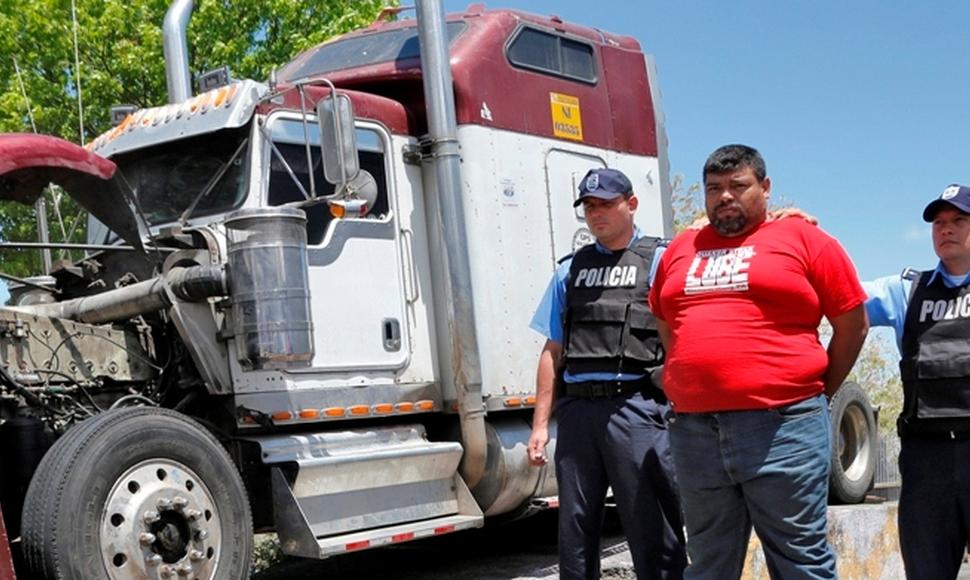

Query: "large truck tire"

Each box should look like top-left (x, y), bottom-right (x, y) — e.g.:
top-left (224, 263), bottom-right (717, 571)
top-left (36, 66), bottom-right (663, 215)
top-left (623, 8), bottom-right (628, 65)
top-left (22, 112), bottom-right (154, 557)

top-left (21, 407), bottom-right (252, 580)
top-left (828, 382), bottom-right (877, 504)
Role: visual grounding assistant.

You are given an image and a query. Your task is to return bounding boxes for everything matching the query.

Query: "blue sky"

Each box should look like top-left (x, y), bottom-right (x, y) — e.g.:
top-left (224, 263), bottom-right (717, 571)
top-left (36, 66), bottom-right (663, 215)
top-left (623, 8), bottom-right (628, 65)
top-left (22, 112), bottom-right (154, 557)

top-left (446, 0), bottom-right (968, 280)
top-left (1, 1), bottom-right (961, 304)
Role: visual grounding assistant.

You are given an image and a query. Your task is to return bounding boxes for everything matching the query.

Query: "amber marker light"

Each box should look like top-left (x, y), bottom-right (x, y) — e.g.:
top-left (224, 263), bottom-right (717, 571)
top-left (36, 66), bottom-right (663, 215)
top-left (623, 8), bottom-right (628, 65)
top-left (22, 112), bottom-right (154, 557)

top-left (396, 402), bottom-right (415, 413)
top-left (373, 403), bottom-right (394, 415)
top-left (271, 411), bottom-right (293, 421)
top-left (504, 397), bottom-right (522, 408)
top-left (525, 396), bottom-right (537, 406)
top-left (349, 405), bottom-right (370, 416)
top-left (416, 400), bottom-right (435, 411)
top-left (323, 407), bottom-right (346, 418)
top-left (330, 204), bottom-right (346, 219)
top-left (299, 409), bottom-right (319, 420)
top-left (213, 86), bottom-right (231, 108)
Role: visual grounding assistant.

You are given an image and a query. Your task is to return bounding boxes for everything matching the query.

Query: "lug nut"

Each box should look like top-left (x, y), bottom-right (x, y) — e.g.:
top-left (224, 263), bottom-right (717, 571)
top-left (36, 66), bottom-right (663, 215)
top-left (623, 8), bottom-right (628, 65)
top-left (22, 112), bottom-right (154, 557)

top-left (139, 532), bottom-right (157, 545)
top-left (172, 496), bottom-right (189, 510)
top-left (185, 508), bottom-right (202, 522)
top-left (156, 498), bottom-right (173, 510)
top-left (146, 554), bottom-right (162, 566)
top-left (143, 510), bottom-right (160, 524)
top-left (159, 565), bottom-right (173, 578)
top-left (177, 563), bottom-right (193, 576)
top-left (189, 549), bottom-right (204, 562)
top-left (195, 529), bottom-right (209, 542)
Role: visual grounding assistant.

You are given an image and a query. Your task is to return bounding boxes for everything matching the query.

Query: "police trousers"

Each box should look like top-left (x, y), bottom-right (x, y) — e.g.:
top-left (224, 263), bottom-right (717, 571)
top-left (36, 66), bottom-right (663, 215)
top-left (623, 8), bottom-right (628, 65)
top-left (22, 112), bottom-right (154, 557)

top-left (898, 434), bottom-right (970, 580)
top-left (554, 392), bottom-right (686, 580)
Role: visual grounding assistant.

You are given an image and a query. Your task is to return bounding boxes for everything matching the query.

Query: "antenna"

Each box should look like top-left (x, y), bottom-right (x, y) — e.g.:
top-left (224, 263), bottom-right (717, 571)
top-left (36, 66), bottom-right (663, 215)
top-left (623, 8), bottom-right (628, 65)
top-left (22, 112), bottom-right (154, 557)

top-left (12, 57), bottom-right (37, 133)
top-left (12, 56), bottom-right (51, 270)
top-left (70, 0), bottom-right (85, 143)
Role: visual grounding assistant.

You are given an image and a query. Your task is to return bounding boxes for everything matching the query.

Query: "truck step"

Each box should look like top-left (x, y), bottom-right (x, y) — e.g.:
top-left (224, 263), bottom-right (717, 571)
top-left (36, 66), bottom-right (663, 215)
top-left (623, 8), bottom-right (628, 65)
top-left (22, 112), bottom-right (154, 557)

top-left (314, 513), bottom-right (483, 557)
top-left (247, 425), bottom-right (483, 558)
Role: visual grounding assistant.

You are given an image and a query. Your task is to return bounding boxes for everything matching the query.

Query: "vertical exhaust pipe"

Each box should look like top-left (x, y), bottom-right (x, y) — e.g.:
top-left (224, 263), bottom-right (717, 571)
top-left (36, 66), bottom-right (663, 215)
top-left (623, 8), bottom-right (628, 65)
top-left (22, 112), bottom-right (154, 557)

top-left (415, 0), bottom-right (487, 490)
top-left (162, 0), bottom-right (195, 104)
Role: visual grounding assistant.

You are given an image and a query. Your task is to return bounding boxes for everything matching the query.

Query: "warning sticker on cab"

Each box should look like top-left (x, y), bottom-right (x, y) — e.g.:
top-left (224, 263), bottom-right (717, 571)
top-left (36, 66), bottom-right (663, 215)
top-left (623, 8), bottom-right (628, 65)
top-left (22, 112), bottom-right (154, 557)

top-left (550, 93), bottom-right (583, 141)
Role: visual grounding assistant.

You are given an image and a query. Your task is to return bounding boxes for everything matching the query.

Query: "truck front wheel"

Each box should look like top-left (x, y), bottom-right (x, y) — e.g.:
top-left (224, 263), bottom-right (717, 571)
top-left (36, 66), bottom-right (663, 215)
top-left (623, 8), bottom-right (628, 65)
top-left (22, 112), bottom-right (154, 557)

top-left (21, 407), bottom-right (252, 580)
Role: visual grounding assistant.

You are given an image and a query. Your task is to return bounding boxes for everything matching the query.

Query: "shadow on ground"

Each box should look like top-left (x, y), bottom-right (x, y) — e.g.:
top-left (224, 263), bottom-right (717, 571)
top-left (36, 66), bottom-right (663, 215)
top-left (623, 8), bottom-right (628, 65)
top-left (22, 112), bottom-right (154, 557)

top-left (253, 509), bottom-right (632, 580)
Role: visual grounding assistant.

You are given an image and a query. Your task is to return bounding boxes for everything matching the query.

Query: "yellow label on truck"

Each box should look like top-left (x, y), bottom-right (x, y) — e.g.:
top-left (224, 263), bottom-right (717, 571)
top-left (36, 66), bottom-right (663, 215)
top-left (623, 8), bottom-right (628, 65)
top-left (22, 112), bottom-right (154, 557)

top-left (550, 92), bottom-right (583, 141)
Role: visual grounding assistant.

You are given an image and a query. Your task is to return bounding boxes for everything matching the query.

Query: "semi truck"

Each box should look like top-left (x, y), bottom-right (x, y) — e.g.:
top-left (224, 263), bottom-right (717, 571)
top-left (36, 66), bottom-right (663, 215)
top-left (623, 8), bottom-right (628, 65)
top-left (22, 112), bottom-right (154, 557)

top-left (0, 1), bottom-right (672, 577)
top-left (0, 1), bottom-right (876, 578)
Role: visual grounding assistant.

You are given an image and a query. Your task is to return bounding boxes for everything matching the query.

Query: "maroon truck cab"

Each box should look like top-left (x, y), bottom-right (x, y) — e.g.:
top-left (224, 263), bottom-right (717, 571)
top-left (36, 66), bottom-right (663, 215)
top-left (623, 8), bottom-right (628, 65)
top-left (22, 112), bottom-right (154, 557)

top-left (277, 5), bottom-right (658, 156)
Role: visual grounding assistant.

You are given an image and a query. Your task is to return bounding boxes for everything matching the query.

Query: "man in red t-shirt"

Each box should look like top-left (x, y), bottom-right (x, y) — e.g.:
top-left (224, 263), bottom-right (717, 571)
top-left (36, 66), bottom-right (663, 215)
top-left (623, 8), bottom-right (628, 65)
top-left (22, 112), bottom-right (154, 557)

top-left (648, 144), bottom-right (868, 579)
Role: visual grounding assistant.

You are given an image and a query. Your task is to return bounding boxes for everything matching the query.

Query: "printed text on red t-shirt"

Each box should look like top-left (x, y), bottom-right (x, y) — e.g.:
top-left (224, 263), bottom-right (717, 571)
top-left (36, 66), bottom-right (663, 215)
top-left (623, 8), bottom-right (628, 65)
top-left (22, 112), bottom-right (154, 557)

top-left (684, 246), bottom-right (756, 294)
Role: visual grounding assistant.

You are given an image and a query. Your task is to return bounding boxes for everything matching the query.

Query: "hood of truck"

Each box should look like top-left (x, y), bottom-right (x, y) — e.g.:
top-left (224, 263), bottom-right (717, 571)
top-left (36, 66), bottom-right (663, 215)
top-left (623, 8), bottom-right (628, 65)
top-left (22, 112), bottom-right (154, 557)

top-left (0, 133), bottom-right (145, 250)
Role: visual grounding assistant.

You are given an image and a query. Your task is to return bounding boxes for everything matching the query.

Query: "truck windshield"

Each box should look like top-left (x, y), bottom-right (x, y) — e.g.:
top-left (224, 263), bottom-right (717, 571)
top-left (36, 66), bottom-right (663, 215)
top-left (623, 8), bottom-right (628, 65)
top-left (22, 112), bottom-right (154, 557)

top-left (278, 21), bottom-right (466, 81)
top-left (112, 128), bottom-right (249, 225)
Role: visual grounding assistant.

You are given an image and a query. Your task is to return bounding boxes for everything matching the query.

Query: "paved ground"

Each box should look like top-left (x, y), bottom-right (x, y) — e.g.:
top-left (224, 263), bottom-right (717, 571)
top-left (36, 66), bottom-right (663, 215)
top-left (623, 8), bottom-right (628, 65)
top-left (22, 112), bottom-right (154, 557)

top-left (253, 509), bottom-right (633, 580)
top-left (254, 504), bottom-right (970, 580)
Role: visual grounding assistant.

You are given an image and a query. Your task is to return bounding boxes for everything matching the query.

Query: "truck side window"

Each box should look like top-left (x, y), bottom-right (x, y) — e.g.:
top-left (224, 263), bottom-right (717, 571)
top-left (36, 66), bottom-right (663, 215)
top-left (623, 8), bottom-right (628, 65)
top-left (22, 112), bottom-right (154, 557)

top-left (507, 27), bottom-right (596, 84)
top-left (267, 127), bottom-right (389, 245)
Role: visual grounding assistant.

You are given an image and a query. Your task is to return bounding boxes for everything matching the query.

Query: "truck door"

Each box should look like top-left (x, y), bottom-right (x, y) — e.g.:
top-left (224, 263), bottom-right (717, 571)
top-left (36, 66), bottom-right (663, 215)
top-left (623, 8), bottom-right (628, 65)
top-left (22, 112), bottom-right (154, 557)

top-left (264, 117), bottom-right (410, 371)
top-left (543, 149), bottom-right (607, 262)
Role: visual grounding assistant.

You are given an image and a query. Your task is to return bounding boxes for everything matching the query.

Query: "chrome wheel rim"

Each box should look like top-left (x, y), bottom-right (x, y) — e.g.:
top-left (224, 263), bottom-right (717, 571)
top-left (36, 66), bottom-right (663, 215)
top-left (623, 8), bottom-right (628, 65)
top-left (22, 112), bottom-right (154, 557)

top-left (100, 459), bottom-right (222, 579)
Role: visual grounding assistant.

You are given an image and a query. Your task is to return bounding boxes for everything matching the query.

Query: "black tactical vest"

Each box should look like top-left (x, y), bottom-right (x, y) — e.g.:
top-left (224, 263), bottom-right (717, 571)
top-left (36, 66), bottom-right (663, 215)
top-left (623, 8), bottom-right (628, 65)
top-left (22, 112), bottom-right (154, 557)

top-left (563, 237), bottom-right (663, 375)
top-left (899, 271), bottom-right (970, 434)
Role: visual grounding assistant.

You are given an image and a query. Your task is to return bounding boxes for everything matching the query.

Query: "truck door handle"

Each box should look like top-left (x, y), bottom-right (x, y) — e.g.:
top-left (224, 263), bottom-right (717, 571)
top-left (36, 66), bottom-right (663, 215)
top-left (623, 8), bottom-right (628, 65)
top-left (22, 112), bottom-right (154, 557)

top-left (383, 318), bottom-right (402, 352)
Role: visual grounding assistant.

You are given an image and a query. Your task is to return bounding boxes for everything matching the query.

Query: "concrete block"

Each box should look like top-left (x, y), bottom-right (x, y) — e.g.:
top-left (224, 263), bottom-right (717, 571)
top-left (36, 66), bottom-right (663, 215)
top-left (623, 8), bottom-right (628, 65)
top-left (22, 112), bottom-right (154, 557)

top-left (743, 502), bottom-right (903, 580)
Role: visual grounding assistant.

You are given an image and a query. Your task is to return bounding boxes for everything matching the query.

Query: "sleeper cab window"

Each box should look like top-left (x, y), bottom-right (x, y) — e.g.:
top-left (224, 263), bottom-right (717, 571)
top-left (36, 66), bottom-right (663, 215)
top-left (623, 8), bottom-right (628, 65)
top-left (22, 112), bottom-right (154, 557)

top-left (506, 26), bottom-right (596, 84)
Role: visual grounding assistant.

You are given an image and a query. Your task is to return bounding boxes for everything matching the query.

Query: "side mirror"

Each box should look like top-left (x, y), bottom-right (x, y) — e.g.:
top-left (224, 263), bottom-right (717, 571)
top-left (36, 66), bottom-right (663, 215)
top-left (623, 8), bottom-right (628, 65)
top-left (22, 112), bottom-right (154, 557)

top-left (316, 92), bottom-right (360, 186)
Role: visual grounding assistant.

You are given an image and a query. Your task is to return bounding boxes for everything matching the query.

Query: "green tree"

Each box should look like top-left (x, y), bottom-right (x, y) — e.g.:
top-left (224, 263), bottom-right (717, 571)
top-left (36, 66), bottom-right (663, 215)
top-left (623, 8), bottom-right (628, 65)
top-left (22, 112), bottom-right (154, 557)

top-left (0, 0), bottom-right (394, 277)
top-left (670, 172), bottom-right (704, 233)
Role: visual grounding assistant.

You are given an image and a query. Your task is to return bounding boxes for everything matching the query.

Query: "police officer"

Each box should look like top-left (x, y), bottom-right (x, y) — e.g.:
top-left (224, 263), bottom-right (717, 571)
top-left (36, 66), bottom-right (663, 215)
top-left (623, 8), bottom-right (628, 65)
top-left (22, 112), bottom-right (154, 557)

top-left (865, 183), bottom-right (970, 579)
top-left (527, 168), bottom-right (686, 580)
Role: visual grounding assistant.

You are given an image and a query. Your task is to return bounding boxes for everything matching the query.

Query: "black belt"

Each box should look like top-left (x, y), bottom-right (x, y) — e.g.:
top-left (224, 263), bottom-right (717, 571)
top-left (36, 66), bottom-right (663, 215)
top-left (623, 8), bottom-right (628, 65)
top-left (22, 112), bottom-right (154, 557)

top-left (562, 380), bottom-right (649, 399)
top-left (901, 429), bottom-right (970, 441)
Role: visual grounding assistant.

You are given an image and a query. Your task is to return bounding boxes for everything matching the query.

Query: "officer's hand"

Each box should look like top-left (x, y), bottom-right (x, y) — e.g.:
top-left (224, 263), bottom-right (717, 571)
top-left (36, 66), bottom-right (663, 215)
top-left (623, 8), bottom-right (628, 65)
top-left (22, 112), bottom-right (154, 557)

top-left (768, 207), bottom-right (818, 225)
top-left (686, 215), bottom-right (709, 230)
top-left (527, 427), bottom-right (550, 466)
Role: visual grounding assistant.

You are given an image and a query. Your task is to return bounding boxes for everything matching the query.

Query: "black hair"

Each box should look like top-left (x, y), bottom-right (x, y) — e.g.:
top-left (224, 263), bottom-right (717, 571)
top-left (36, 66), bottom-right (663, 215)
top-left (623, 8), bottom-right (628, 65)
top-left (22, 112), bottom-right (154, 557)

top-left (703, 144), bottom-right (767, 181)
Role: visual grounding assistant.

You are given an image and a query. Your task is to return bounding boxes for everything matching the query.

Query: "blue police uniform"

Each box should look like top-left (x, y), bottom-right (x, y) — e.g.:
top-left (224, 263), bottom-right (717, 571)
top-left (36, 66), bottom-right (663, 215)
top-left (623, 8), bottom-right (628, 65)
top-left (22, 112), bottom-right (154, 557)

top-left (531, 228), bottom-right (686, 580)
top-left (866, 264), bottom-right (970, 579)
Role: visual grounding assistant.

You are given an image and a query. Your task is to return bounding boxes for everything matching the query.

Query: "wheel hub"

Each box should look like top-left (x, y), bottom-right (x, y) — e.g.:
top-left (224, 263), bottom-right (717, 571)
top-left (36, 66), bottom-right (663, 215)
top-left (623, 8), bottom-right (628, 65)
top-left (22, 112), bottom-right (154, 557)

top-left (100, 459), bottom-right (222, 579)
top-left (151, 514), bottom-right (190, 562)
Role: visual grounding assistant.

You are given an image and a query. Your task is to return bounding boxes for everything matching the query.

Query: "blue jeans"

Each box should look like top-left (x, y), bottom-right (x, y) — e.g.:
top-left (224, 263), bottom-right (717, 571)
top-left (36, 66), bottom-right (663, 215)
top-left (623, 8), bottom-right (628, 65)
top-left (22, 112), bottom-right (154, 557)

top-left (667, 394), bottom-right (836, 580)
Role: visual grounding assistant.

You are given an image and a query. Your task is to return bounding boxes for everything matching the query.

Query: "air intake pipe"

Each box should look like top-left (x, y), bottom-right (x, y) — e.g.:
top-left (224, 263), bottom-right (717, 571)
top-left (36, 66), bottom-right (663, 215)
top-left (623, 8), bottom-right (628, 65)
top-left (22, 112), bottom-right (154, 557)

top-left (162, 0), bottom-right (195, 103)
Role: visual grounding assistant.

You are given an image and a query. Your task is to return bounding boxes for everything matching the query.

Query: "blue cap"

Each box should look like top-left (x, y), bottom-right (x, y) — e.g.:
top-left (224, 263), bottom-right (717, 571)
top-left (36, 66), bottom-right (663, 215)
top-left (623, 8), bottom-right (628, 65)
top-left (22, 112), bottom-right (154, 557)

top-left (573, 168), bottom-right (633, 207)
top-left (923, 184), bottom-right (970, 222)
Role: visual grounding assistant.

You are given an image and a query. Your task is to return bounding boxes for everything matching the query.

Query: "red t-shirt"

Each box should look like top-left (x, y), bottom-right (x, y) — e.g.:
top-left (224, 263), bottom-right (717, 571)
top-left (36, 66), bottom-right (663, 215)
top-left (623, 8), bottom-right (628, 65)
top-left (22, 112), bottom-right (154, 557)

top-left (648, 219), bottom-right (865, 412)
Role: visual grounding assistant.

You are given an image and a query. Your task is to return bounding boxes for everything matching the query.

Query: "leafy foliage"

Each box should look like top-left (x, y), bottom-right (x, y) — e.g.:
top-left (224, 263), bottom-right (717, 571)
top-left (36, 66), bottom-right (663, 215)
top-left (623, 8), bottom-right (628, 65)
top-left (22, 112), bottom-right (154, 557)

top-left (0, 0), bottom-right (394, 278)
top-left (670, 173), bottom-right (704, 233)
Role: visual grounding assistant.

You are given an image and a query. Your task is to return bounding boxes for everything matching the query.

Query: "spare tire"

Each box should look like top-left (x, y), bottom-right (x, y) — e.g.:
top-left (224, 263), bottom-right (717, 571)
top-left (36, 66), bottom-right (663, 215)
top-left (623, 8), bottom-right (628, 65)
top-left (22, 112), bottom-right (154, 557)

top-left (828, 381), bottom-right (877, 504)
